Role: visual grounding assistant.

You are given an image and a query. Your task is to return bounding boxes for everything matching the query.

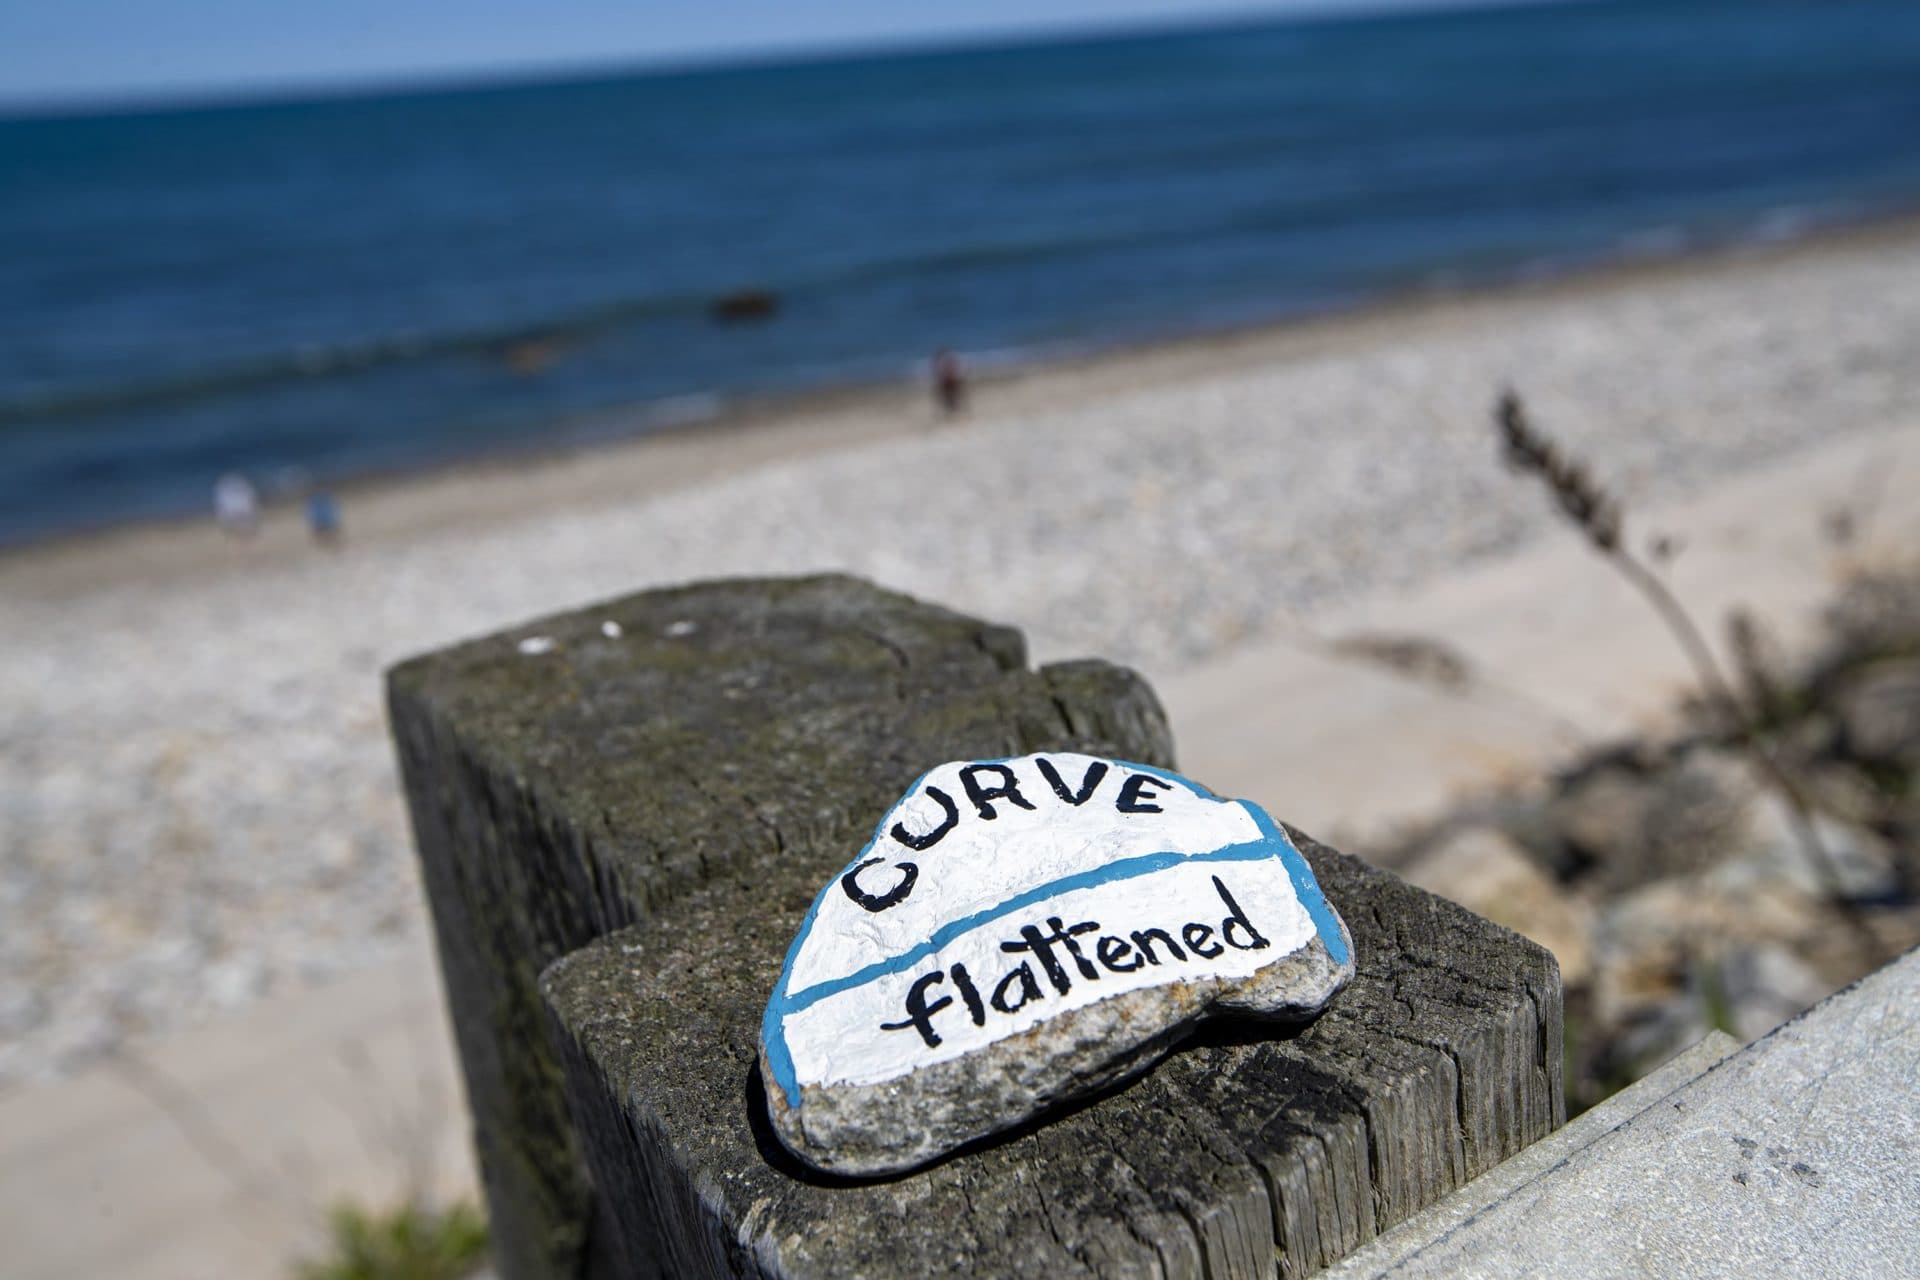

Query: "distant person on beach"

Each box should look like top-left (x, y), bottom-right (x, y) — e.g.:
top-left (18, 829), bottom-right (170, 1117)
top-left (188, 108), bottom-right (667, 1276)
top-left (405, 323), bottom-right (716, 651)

top-left (933, 348), bottom-right (967, 417)
top-left (213, 472), bottom-right (259, 539)
top-left (306, 488), bottom-right (342, 547)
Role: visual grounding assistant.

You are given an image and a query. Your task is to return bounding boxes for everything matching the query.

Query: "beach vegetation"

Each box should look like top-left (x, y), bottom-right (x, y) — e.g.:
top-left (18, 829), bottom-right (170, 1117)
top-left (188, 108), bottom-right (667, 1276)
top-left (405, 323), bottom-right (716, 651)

top-left (1495, 389), bottom-right (1886, 964)
top-left (294, 1198), bottom-right (488, 1280)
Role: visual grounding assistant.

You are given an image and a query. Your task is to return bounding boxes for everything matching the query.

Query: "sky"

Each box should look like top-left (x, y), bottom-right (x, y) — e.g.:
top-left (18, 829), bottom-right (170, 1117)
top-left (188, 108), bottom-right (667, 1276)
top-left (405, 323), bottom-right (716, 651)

top-left (0, 0), bottom-right (1507, 111)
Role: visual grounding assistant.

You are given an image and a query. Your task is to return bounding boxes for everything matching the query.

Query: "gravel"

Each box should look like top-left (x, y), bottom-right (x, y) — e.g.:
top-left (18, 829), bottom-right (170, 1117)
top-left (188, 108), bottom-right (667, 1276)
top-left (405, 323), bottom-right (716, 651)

top-left (6, 235), bottom-right (1920, 1088)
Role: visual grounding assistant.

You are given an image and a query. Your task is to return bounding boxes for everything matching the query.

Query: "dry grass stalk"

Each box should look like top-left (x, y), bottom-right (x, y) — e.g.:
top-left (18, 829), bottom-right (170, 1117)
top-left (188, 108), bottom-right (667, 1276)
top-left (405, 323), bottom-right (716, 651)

top-left (1494, 390), bottom-right (1885, 962)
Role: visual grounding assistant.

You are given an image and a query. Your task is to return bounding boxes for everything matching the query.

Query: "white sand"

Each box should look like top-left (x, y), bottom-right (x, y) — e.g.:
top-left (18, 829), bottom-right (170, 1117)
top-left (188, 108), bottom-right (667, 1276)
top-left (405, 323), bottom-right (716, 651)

top-left (6, 223), bottom-right (1920, 1087)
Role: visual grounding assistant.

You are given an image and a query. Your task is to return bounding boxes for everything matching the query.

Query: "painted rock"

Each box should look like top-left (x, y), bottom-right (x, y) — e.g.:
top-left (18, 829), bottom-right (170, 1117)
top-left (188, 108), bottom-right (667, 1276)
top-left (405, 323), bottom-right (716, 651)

top-left (759, 752), bottom-right (1355, 1175)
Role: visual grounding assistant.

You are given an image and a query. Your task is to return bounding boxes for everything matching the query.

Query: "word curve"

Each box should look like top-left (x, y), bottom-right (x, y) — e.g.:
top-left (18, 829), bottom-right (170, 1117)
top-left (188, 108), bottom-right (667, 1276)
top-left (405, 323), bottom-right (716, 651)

top-left (759, 753), bottom-right (1355, 1175)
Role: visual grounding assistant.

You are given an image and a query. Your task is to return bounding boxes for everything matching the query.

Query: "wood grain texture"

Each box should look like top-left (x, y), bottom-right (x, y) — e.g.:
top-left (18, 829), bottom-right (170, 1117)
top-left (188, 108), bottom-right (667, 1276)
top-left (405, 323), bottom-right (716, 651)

top-left (543, 829), bottom-right (1561, 1280)
top-left (391, 573), bottom-right (1561, 1279)
top-left (388, 574), bottom-right (1175, 1280)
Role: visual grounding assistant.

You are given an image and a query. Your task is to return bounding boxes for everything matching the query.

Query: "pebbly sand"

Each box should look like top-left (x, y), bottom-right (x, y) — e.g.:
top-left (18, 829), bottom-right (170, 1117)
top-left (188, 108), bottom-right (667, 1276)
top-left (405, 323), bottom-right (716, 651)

top-left (6, 221), bottom-right (1920, 1088)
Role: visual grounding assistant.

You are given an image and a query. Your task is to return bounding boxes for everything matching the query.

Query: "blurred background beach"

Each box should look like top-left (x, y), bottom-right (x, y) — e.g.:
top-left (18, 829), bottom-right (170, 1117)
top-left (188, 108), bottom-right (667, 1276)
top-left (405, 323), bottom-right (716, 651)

top-left (6, 0), bottom-right (1920, 1275)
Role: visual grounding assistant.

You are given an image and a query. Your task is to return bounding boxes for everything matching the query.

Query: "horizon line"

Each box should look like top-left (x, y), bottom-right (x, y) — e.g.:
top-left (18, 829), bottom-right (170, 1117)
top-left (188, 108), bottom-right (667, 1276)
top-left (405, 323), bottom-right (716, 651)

top-left (0, 0), bottom-right (1579, 123)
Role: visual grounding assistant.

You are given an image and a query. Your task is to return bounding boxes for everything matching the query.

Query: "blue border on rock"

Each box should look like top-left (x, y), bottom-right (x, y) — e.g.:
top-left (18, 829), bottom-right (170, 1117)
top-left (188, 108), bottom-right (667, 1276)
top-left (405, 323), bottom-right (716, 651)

top-left (760, 757), bottom-right (1349, 1108)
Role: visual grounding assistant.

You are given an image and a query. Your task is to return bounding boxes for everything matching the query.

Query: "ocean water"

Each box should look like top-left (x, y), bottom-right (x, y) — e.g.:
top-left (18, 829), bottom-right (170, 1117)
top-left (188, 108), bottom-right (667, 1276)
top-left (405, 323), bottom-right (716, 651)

top-left (4, 0), bottom-right (1920, 545)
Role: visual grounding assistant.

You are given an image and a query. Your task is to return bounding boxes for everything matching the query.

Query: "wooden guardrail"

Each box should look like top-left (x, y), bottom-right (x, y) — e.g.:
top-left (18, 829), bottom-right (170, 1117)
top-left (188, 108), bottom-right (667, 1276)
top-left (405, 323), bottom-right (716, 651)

top-left (389, 574), bottom-right (1562, 1279)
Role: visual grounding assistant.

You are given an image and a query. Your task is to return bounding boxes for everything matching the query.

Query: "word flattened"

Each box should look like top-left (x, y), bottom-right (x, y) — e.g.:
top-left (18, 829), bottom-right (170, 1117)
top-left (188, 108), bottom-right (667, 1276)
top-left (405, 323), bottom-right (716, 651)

top-left (759, 753), bottom-right (1354, 1176)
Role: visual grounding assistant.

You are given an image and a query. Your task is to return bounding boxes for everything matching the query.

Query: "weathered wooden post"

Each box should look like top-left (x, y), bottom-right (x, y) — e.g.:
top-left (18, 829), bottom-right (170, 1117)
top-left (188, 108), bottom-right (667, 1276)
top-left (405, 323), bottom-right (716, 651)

top-left (390, 575), bottom-right (1561, 1280)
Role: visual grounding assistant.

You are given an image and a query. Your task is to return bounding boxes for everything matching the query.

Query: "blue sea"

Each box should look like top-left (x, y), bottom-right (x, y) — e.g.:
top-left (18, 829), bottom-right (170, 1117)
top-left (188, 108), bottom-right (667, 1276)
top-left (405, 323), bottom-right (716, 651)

top-left (5, 0), bottom-right (1920, 545)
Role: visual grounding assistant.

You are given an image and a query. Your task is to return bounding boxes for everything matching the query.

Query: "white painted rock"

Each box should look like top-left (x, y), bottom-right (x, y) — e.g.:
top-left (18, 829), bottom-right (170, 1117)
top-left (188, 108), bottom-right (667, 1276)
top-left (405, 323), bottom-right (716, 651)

top-left (760, 752), bottom-right (1355, 1175)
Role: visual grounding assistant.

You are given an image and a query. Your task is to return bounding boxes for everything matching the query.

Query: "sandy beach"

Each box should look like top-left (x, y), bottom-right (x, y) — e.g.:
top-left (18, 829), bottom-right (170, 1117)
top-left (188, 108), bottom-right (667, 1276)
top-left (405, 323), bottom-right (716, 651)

top-left (6, 220), bottom-right (1920, 1089)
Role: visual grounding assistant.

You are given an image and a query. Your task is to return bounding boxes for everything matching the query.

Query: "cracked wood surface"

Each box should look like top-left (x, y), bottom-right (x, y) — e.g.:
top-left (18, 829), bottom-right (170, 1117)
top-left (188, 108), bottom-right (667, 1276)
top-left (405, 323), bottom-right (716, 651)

top-left (543, 828), bottom-right (1561, 1279)
top-left (390, 574), bottom-right (1562, 1280)
top-left (388, 575), bottom-right (1177, 1280)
